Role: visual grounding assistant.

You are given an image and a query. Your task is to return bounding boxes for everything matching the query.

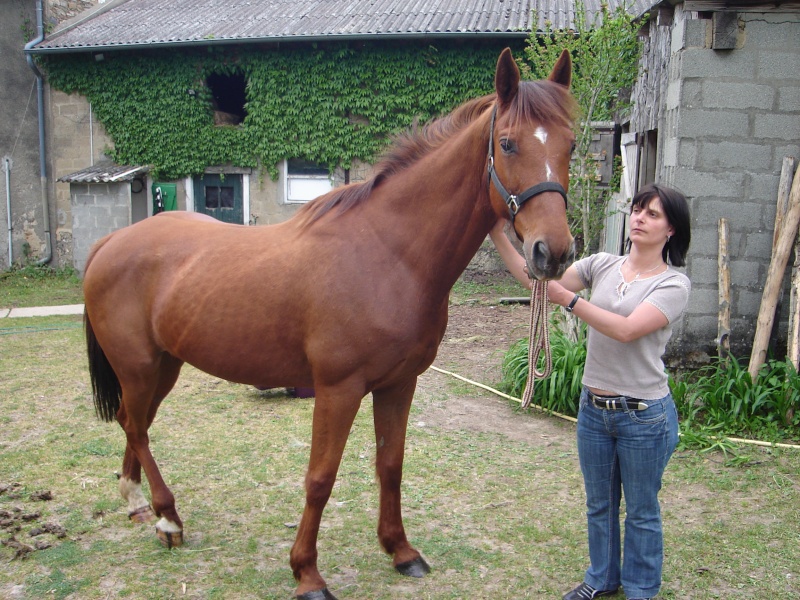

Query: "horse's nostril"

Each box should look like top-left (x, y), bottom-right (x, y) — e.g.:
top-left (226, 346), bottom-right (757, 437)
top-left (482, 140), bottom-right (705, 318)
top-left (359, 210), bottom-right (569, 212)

top-left (531, 241), bottom-right (550, 270)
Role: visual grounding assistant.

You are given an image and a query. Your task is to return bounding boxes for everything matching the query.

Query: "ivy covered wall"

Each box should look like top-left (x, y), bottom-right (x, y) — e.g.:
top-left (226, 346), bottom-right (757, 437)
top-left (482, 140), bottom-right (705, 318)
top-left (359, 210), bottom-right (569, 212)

top-left (44, 40), bottom-right (525, 181)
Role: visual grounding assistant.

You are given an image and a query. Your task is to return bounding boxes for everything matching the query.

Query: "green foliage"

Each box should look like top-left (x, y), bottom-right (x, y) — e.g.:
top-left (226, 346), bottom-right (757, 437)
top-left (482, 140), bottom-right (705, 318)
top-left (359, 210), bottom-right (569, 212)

top-left (43, 42), bottom-right (519, 180)
top-left (519, 3), bottom-right (642, 253)
top-left (500, 316), bottom-right (587, 416)
top-left (0, 264), bottom-right (83, 308)
top-left (673, 356), bottom-right (800, 446)
top-left (501, 333), bottom-right (800, 447)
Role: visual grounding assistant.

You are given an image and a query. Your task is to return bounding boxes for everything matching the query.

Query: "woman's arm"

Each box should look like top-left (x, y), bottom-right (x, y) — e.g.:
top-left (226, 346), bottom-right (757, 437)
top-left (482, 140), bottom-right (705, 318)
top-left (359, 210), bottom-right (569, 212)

top-left (489, 220), bottom-right (532, 290)
top-left (547, 277), bottom-right (668, 343)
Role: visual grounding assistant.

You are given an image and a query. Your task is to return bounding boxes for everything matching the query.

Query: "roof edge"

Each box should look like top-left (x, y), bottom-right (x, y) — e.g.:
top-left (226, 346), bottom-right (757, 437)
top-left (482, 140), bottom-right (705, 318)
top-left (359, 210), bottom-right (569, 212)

top-left (28, 30), bottom-right (532, 55)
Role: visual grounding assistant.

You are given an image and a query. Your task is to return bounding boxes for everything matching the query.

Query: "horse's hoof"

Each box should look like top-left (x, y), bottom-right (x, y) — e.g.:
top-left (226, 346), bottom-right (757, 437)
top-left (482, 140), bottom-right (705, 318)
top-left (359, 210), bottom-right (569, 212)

top-left (295, 588), bottom-right (338, 600)
top-left (156, 528), bottom-right (184, 549)
top-left (395, 556), bottom-right (431, 578)
top-left (128, 505), bottom-right (156, 523)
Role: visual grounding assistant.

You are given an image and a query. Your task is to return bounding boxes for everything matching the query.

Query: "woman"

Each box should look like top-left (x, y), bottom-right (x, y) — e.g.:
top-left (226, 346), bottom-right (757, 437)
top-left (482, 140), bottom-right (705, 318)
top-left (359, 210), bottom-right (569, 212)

top-left (546, 184), bottom-right (691, 600)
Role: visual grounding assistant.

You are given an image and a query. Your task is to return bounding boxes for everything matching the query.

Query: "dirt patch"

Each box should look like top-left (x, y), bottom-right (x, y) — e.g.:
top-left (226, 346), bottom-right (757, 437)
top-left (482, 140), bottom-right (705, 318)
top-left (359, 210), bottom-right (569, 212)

top-left (420, 293), bottom-right (575, 451)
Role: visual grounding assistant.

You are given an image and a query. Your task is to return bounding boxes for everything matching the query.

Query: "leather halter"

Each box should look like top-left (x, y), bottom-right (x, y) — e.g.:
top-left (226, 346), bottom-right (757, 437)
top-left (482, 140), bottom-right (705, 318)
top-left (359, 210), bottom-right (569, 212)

top-left (487, 105), bottom-right (568, 221)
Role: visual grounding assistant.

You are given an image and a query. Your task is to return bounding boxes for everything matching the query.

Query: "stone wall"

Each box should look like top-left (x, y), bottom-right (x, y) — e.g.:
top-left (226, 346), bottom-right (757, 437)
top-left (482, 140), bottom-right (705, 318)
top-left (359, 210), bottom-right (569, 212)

top-left (640, 5), bottom-right (800, 361)
top-left (1, 0), bottom-right (42, 269)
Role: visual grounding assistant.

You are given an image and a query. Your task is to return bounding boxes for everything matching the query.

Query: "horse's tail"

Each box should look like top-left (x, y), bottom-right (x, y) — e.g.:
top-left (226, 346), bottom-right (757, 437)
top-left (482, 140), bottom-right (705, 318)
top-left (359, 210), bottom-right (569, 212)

top-left (84, 237), bottom-right (122, 423)
top-left (85, 310), bottom-right (122, 422)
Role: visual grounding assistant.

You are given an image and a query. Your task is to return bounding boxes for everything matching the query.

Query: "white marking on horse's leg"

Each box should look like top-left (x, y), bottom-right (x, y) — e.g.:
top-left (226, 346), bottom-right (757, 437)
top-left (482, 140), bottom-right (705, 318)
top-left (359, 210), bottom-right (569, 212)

top-left (119, 477), bottom-right (150, 513)
top-left (156, 517), bottom-right (182, 533)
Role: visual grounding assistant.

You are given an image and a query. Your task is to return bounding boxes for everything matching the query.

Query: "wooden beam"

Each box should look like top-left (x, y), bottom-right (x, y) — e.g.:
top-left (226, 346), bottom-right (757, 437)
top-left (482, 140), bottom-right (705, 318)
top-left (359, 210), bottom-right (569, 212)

top-left (718, 218), bottom-right (731, 359)
top-left (748, 161), bottom-right (800, 380)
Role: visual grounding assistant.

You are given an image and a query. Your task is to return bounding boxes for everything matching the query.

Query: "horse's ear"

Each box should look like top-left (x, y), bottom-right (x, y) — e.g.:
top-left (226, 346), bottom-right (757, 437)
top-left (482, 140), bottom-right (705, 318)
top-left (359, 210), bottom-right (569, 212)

top-left (547, 49), bottom-right (572, 89)
top-left (494, 47), bottom-right (520, 107)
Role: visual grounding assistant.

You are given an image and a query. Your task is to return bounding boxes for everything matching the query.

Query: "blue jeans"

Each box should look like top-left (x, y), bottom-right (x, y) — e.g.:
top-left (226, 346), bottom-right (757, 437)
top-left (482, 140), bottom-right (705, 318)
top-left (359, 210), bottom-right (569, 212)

top-left (577, 387), bottom-right (679, 599)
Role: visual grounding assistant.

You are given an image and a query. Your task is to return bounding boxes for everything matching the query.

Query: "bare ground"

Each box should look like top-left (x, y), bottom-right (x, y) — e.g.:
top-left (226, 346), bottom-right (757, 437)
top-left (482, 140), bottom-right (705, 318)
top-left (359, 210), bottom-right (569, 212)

top-left (421, 293), bottom-right (575, 452)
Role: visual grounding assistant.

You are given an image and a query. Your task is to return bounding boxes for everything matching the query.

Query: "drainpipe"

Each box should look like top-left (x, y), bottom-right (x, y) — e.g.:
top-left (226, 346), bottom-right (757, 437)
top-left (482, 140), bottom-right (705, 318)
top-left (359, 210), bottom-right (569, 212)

top-left (4, 158), bottom-right (11, 266)
top-left (24, 0), bottom-right (53, 266)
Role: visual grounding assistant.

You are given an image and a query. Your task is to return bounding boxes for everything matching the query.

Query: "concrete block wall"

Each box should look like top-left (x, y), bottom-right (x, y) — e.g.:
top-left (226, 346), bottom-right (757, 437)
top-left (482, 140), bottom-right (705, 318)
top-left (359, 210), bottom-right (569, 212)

top-left (70, 182), bottom-right (130, 274)
top-left (660, 7), bottom-right (800, 361)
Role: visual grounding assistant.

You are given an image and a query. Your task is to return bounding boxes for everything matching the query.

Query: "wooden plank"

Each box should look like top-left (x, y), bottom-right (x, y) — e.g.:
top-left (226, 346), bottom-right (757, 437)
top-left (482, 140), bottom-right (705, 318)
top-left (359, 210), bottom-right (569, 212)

top-left (685, 1), bottom-right (800, 12)
top-left (748, 162), bottom-right (800, 380)
top-left (718, 218), bottom-right (731, 359)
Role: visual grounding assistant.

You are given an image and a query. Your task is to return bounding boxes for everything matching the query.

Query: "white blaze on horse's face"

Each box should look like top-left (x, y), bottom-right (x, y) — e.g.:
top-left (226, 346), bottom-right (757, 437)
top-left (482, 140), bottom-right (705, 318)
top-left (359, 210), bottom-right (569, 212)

top-left (532, 126), bottom-right (555, 181)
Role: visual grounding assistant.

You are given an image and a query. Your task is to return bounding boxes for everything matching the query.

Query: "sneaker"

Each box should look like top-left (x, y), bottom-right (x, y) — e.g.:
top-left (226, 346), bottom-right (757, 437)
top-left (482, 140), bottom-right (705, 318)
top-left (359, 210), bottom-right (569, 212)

top-left (562, 582), bottom-right (619, 600)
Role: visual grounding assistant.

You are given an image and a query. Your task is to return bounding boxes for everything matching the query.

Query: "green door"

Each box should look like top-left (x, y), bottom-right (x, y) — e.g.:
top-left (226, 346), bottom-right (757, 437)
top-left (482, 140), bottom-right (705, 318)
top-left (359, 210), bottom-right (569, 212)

top-left (194, 174), bottom-right (243, 224)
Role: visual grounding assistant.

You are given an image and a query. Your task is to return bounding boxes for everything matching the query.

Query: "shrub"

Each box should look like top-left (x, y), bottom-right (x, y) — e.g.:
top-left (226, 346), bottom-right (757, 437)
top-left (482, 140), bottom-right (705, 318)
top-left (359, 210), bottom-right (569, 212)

top-left (500, 316), bottom-right (587, 416)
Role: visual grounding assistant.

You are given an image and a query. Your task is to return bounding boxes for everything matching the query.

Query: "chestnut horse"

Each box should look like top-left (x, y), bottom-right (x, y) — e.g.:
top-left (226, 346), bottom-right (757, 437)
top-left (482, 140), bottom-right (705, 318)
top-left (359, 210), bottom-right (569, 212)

top-left (83, 48), bottom-right (577, 599)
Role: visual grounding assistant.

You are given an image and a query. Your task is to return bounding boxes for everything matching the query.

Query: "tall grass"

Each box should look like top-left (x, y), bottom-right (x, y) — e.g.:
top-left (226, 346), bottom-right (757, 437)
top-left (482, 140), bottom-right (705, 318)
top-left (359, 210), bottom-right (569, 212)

top-left (673, 356), bottom-right (800, 446)
top-left (500, 316), bottom-right (587, 415)
top-left (501, 326), bottom-right (800, 447)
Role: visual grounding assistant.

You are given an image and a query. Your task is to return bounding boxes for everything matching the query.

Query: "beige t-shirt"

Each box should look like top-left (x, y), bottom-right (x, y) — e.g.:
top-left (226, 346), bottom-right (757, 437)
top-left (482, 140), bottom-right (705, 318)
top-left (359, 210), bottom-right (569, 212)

top-left (573, 252), bottom-right (691, 400)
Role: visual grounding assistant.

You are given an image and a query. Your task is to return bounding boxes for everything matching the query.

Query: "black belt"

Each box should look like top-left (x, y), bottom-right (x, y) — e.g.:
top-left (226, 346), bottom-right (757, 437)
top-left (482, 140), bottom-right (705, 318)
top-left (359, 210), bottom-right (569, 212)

top-left (588, 391), bottom-right (649, 411)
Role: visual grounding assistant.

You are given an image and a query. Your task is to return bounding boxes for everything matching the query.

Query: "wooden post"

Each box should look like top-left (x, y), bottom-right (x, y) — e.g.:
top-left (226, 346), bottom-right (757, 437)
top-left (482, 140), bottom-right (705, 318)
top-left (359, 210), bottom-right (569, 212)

top-left (718, 218), bottom-right (731, 360)
top-left (784, 158), bottom-right (800, 367)
top-left (748, 162), bottom-right (800, 380)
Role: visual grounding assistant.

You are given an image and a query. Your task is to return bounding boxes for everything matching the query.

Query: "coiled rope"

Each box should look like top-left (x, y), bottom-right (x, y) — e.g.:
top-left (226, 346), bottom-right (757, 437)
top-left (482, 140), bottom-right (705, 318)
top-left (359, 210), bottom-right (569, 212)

top-left (521, 279), bottom-right (551, 408)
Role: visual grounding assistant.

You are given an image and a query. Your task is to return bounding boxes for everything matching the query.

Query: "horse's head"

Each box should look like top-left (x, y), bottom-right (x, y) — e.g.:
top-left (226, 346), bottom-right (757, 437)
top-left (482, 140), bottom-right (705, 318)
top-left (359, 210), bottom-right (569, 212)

top-left (488, 48), bottom-right (578, 280)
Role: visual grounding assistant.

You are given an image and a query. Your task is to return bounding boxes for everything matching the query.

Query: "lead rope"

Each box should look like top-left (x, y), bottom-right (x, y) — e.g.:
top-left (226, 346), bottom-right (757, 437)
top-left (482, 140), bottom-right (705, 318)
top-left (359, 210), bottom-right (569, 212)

top-left (521, 279), bottom-right (552, 409)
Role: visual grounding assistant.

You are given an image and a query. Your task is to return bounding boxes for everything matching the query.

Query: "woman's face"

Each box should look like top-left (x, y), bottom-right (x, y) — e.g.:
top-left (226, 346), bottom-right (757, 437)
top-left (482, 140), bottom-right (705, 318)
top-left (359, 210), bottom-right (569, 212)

top-left (629, 196), bottom-right (675, 248)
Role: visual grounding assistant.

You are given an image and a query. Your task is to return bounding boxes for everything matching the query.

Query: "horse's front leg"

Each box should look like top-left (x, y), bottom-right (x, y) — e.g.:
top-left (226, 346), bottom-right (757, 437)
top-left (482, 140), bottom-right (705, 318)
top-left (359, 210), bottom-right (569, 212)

top-left (291, 385), bottom-right (362, 600)
top-left (372, 378), bottom-right (430, 577)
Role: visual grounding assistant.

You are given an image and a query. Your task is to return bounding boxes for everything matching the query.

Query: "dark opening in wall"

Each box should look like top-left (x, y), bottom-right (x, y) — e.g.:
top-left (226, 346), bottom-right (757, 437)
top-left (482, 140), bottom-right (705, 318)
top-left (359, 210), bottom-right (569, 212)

top-left (207, 72), bottom-right (247, 126)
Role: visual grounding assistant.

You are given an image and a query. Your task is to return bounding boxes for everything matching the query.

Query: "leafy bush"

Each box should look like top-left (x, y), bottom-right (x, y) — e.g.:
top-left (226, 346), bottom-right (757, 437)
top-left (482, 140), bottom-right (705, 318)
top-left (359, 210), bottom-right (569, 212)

top-left (673, 356), bottom-right (800, 445)
top-left (501, 327), bottom-right (800, 447)
top-left (500, 316), bottom-right (587, 416)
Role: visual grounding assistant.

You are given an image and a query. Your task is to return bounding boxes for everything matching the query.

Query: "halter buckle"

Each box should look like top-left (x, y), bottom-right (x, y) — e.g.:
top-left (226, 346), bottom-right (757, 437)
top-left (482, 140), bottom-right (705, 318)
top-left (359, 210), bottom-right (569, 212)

top-left (507, 195), bottom-right (520, 215)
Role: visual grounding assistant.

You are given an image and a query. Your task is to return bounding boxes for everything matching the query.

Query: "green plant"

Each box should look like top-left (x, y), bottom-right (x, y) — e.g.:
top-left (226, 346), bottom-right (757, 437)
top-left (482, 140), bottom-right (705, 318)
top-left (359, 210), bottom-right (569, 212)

top-left (0, 264), bottom-right (83, 308)
top-left (674, 356), bottom-right (800, 446)
top-left (500, 315), bottom-right (587, 415)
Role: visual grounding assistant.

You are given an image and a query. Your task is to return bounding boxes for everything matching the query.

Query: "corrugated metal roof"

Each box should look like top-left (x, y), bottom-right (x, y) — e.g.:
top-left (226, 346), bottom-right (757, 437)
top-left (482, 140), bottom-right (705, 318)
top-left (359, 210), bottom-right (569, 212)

top-left (30, 0), bottom-right (657, 54)
top-left (58, 164), bottom-right (150, 183)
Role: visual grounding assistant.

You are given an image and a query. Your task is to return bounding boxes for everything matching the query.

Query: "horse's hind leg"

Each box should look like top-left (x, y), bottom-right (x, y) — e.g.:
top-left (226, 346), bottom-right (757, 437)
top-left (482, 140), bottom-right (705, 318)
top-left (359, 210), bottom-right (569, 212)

top-left (372, 378), bottom-right (430, 577)
top-left (116, 354), bottom-right (184, 547)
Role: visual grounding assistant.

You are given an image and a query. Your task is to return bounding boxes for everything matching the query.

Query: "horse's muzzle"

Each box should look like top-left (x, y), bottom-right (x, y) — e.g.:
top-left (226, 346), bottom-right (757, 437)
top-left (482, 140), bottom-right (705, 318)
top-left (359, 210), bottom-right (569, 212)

top-left (528, 239), bottom-right (576, 280)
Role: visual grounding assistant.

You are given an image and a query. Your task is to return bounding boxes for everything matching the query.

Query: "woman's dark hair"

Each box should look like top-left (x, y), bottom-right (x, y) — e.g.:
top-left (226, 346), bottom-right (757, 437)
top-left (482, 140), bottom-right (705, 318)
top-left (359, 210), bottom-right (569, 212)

top-left (628, 183), bottom-right (691, 267)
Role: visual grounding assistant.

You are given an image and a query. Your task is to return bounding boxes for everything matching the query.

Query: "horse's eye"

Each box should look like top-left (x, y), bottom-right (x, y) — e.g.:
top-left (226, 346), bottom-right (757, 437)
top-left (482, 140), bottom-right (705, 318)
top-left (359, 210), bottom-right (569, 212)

top-left (499, 138), bottom-right (515, 154)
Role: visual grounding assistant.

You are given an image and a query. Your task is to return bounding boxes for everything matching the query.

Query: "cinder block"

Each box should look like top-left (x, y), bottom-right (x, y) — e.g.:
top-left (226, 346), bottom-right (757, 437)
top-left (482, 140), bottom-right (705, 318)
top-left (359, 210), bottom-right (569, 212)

top-left (678, 109), bottom-right (748, 138)
top-left (755, 113), bottom-right (800, 141)
top-left (757, 50), bottom-right (800, 80)
top-left (672, 170), bottom-right (746, 199)
top-left (679, 47), bottom-right (756, 79)
top-left (778, 86), bottom-right (800, 112)
top-left (704, 82), bottom-right (774, 110)
top-left (699, 141), bottom-right (772, 171)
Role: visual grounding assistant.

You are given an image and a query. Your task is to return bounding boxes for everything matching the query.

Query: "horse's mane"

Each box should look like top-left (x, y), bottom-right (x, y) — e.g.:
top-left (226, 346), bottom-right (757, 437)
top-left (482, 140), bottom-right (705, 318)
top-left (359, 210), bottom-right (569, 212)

top-left (296, 79), bottom-right (578, 226)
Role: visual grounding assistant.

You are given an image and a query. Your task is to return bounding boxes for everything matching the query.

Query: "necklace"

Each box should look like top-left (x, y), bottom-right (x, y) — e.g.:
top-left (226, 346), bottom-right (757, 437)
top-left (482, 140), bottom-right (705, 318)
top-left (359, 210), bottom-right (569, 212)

top-left (616, 257), bottom-right (665, 300)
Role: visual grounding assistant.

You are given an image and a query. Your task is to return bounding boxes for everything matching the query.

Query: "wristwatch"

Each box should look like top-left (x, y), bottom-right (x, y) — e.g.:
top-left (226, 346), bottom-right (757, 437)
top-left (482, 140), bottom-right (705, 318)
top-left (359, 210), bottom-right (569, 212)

top-left (565, 294), bottom-right (580, 312)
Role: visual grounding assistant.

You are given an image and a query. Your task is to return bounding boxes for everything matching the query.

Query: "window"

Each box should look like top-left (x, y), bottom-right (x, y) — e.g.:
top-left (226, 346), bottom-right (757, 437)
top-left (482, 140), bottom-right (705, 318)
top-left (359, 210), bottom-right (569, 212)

top-left (207, 72), bottom-right (247, 126)
top-left (285, 159), bottom-right (333, 204)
